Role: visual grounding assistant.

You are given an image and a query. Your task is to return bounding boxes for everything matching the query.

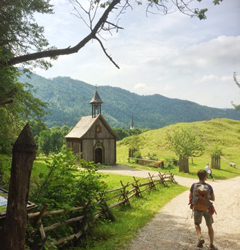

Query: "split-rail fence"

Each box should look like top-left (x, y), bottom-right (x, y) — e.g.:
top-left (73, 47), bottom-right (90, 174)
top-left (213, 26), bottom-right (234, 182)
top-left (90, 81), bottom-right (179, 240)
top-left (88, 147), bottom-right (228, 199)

top-left (17, 172), bottom-right (177, 249)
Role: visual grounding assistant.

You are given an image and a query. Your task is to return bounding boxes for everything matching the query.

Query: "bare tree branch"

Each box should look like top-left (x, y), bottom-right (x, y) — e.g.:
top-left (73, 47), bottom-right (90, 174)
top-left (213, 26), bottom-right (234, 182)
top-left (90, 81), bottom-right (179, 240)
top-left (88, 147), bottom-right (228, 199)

top-left (71, 5), bottom-right (90, 28)
top-left (105, 21), bottom-right (124, 31)
top-left (4, 0), bottom-right (121, 67)
top-left (233, 72), bottom-right (240, 88)
top-left (95, 36), bottom-right (120, 69)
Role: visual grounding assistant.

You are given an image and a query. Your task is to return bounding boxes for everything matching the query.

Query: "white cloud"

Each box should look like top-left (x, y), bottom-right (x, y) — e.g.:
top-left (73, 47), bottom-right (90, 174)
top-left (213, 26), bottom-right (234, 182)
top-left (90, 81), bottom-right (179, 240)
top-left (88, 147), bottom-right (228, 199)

top-left (34, 0), bottom-right (240, 108)
top-left (134, 83), bottom-right (147, 90)
top-left (199, 75), bottom-right (232, 84)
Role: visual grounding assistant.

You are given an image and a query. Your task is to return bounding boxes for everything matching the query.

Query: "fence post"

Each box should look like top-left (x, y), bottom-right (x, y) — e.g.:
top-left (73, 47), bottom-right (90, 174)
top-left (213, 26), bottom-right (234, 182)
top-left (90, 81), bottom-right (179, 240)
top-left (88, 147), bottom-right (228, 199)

top-left (170, 173), bottom-right (177, 184)
top-left (148, 173), bottom-right (156, 190)
top-left (132, 177), bottom-right (142, 198)
top-left (3, 124), bottom-right (37, 250)
top-left (158, 172), bottom-right (167, 187)
top-left (30, 205), bottom-right (48, 250)
top-left (98, 193), bottom-right (115, 222)
top-left (120, 181), bottom-right (130, 206)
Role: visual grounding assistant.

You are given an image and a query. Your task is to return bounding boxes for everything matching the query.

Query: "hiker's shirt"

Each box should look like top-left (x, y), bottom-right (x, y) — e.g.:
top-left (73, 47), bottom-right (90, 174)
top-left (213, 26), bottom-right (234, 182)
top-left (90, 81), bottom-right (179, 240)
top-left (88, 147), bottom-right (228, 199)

top-left (190, 182), bottom-right (214, 212)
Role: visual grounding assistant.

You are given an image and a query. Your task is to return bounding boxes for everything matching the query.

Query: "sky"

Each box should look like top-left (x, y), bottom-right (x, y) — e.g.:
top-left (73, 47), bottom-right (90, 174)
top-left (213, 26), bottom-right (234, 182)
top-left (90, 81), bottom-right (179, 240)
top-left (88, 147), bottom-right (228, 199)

top-left (34, 0), bottom-right (240, 108)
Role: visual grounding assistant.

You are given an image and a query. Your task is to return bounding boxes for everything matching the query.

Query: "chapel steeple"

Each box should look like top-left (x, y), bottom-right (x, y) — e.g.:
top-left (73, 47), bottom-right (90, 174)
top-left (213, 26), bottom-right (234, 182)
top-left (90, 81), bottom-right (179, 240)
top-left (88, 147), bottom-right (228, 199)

top-left (90, 89), bottom-right (103, 118)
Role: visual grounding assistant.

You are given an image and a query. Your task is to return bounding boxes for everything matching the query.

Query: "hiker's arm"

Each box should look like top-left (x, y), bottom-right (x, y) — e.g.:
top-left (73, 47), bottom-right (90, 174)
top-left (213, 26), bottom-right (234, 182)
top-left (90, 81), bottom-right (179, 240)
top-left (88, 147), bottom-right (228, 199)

top-left (189, 192), bottom-right (193, 203)
top-left (210, 191), bottom-right (215, 201)
top-left (189, 185), bottom-right (194, 204)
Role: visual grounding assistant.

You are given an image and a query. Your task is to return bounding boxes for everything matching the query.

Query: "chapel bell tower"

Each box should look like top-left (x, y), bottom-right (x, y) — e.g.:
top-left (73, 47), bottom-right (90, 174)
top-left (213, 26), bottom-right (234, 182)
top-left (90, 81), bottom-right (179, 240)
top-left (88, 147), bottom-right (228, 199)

top-left (90, 89), bottom-right (103, 118)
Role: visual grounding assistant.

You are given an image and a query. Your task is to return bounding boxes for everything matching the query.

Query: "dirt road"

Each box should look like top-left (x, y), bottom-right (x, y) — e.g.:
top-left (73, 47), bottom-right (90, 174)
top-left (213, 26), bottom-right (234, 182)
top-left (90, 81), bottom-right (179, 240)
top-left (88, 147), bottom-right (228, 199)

top-left (99, 166), bottom-right (240, 250)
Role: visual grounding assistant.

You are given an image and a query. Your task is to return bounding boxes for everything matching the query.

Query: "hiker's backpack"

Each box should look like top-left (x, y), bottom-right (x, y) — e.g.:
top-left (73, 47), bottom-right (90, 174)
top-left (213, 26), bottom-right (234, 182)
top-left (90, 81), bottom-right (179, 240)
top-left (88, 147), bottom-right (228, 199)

top-left (192, 183), bottom-right (211, 212)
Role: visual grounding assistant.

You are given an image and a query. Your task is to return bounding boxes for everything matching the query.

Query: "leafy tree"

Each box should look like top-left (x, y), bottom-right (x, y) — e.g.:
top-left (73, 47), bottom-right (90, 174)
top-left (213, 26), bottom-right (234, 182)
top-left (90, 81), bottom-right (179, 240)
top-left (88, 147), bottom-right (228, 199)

top-left (166, 127), bottom-right (205, 173)
top-left (38, 126), bottom-right (70, 155)
top-left (29, 119), bottom-right (47, 138)
top-left (38, 129), bottom-right (52, 155)
top-left (0, 71), bottom-right (46, 153)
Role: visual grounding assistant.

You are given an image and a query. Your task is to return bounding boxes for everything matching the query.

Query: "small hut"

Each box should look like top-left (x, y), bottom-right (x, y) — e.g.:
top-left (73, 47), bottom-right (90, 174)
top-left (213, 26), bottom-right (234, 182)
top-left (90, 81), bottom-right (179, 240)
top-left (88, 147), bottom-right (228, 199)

top-left (65, 90), bottom-right (116, 165)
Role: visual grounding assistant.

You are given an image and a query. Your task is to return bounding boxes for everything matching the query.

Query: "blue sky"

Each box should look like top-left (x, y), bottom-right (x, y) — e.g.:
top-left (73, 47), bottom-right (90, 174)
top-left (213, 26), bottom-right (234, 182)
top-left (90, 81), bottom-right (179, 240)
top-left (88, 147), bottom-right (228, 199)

top-left (34, 0), bottom-right (240, 108)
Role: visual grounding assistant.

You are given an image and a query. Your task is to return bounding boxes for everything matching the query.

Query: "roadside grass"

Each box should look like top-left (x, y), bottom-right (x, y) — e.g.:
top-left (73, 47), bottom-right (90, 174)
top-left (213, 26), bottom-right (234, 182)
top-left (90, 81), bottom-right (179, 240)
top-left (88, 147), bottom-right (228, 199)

top-left (100, 174), bottom-right (142, 190)
top-left (117, 119), bottom-right (240, 180)
top-left (71, 182), bottom-right (186, 250)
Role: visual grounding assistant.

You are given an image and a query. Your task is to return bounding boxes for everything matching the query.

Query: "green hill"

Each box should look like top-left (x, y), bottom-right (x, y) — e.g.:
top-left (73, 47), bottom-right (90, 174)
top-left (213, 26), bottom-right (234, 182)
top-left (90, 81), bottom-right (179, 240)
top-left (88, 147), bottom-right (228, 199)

top-left (20, 73), bottom-right (240, 129)
top-left (117, 119), bottom-right (240, 178)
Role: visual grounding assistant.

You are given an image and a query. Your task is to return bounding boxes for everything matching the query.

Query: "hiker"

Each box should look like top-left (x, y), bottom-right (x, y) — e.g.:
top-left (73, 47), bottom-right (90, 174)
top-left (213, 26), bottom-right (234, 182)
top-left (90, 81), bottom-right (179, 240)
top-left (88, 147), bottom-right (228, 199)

top-left (189, 170), bottom-right (218, 250)
top-left (205, 163), bottom-right (214, 181)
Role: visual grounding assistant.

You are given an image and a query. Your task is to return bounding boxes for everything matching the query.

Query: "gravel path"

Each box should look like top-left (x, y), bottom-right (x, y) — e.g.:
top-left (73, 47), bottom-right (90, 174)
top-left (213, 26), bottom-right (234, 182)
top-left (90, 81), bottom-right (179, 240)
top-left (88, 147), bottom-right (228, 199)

top-left (99, 166), bottom-right (240, 250)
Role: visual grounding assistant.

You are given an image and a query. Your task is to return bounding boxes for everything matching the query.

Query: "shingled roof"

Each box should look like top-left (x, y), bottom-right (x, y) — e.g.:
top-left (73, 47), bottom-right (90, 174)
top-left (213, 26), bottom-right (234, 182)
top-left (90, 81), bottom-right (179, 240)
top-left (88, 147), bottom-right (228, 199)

top-left (65, 114), bottom-right (116, 139)
top-left (65, 115), bottom-right (97, 139)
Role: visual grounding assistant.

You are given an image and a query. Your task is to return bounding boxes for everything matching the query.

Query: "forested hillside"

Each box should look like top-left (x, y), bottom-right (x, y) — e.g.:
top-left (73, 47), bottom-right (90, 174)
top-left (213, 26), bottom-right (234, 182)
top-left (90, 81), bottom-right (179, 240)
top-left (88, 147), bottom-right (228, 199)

top-left (20, 73), bottom-right (240, 129)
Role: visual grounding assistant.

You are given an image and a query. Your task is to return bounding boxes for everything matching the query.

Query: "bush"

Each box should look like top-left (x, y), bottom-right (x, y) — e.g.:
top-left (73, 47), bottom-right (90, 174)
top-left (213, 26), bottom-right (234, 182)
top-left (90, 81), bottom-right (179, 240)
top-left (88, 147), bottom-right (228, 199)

top-left (164, 157), bottom-right (178, 169)
top-left (28, 148), bottom-right (107, 249)
top-left (146, 153), bottom-right (158, 161)
top-left (31, 147), bottom-right (106, 209)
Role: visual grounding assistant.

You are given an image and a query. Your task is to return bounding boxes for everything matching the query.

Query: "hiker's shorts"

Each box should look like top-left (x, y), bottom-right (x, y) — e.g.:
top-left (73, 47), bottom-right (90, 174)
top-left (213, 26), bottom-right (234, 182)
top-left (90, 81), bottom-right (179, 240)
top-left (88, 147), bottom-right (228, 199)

top-left (194, 210), bottom-right (213, 226)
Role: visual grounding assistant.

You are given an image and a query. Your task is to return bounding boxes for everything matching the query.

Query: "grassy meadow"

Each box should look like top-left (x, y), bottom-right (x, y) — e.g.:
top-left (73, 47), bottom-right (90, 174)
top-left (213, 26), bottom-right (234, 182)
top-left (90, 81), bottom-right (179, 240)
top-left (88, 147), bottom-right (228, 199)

top-left (117, 119), bottom-right (240, 179)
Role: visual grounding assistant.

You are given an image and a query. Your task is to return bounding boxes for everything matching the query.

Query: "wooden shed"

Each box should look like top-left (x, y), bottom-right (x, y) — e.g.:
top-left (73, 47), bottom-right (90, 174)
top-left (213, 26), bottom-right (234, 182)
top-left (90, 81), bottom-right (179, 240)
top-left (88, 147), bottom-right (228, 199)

top-left (65, 91), bottom-right (116, 165)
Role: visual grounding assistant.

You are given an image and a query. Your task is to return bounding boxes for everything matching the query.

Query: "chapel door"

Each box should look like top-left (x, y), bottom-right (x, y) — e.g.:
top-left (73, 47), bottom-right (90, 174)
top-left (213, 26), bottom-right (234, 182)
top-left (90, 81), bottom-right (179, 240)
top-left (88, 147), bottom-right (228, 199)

top-left (95, 148), bottom-right (102, 164)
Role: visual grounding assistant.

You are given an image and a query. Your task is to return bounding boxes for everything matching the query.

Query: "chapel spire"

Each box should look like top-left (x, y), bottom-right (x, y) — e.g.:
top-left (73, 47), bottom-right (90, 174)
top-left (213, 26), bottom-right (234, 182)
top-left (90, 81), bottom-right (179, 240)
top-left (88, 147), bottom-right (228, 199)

top-left (90, 88), bottom-right (103, 118)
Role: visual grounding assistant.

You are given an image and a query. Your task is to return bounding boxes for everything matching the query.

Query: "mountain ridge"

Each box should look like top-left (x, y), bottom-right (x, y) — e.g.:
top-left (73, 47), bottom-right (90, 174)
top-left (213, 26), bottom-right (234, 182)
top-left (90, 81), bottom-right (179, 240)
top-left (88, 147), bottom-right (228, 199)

top-left (20, 73), bottom-right (240, 129)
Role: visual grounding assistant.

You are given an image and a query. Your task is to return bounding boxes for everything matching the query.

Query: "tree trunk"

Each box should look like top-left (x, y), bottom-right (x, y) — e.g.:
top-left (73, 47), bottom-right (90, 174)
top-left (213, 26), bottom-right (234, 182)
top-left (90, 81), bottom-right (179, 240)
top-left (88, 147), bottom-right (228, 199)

top-left (3, 124), bottom-right (37, 250)
top-left (178, 156), bottom-right (189, 173)
top-left (211, 156), bottom-right (221, 169)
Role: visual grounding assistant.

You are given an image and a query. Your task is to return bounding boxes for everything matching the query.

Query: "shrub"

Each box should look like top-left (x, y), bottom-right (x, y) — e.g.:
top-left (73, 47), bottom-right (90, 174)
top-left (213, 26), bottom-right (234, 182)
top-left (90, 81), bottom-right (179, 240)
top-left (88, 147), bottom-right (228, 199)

top-left (146, 153), bottom-right (158, 161)
top-left (165, 157), bottom-right (178, 169)
top-left (31, 147), bottom-right (106, 209)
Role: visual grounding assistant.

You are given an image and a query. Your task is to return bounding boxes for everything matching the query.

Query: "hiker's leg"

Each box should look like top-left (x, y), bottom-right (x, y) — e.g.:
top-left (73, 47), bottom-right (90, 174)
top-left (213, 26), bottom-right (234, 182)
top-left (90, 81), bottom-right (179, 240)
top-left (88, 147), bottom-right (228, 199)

top-left (195, 224), bottom-right (205, 247)
top-left (208, 225), bottom-right (214, 244)
top-left (194, 211), bottom-right (205, 247)
top-left (194, 211), bottom-right (203, 239)
top-left (204, 212), bottom-right (214, 244)
top-left (195, 224), bottom-right (202, 238)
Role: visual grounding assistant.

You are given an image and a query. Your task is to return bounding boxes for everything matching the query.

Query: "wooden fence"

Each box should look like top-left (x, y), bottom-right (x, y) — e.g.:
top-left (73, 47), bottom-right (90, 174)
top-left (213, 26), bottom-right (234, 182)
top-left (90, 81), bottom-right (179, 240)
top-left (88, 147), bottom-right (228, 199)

top-left (101, 172), bottom-right (176, 210)
top-left (8, 172), bottom-right (176, 249)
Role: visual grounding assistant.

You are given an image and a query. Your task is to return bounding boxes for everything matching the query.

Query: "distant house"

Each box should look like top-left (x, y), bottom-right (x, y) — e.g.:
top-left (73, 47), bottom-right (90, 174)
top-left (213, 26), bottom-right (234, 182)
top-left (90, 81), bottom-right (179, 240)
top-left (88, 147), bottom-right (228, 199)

top-left (65, 90), bottom-right (116, 165)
